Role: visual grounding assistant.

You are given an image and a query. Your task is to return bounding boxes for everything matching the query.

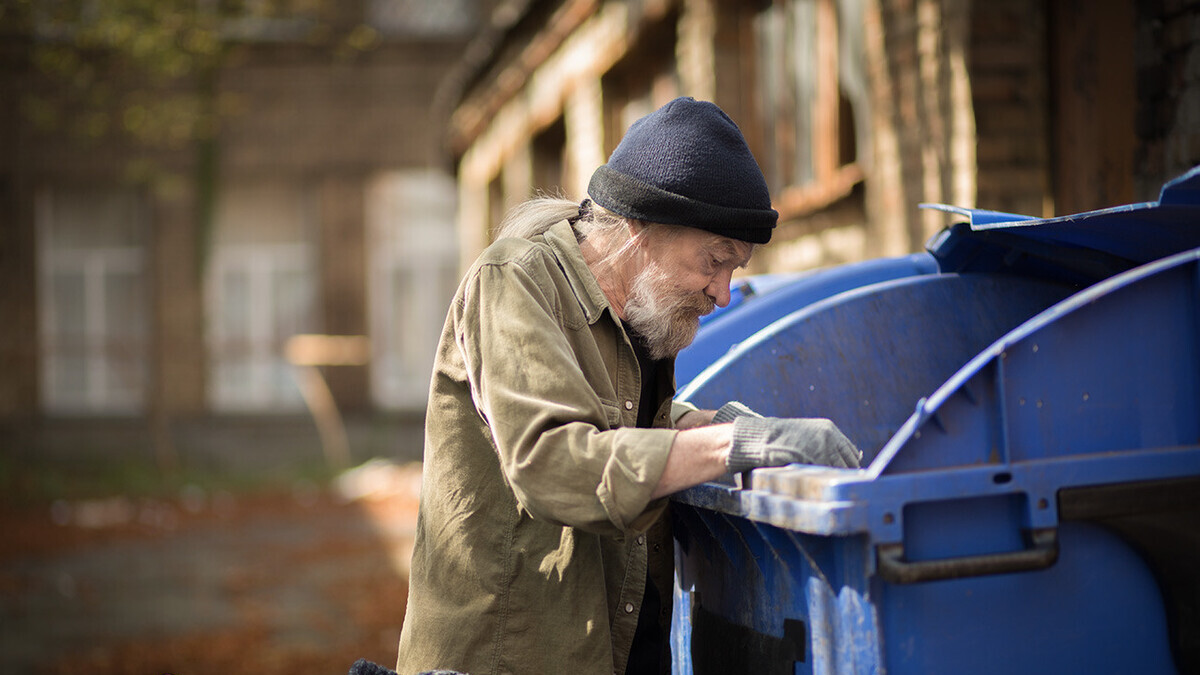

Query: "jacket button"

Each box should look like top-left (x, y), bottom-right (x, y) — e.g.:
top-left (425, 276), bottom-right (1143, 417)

top-left (636, 535), bottom-right (645, 545)
top-left (624, 400), bottom-right (634, 410)
top-left (625, 602), bottom-right (635, 614)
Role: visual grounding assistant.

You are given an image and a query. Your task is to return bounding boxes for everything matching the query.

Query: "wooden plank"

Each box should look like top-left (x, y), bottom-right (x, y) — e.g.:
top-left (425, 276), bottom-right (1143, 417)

top-left (814, 0), bottom-right (840, 183)
top-left (1050, 0), bottom-right (1136, 213)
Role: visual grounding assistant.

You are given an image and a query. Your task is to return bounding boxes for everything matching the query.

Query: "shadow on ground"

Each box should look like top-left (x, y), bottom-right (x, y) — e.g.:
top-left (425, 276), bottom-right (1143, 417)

top-left (0, 460), bottom-right (421, 675)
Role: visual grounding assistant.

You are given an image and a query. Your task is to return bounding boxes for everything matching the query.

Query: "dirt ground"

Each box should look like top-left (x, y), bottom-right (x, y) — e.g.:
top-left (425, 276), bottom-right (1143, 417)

top-left (0, 460), bottom-right (422, 675)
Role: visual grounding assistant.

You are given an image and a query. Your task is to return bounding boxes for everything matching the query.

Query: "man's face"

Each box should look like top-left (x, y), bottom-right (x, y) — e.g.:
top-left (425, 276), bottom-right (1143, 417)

top-left (624, 227), bottom-right (753, 360)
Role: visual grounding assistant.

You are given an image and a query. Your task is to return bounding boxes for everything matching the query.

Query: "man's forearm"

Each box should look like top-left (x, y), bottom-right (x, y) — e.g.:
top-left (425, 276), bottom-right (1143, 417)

top-left (651, 423), bottom-right (731, 499)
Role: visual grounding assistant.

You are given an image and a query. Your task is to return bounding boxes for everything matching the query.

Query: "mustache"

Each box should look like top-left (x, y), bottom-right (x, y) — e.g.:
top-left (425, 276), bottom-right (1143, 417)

top-left (677, 291), bottom-right (715, 317)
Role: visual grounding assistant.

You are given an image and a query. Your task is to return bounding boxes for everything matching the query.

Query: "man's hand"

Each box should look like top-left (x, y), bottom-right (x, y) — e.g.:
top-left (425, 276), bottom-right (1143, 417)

top-left (654, 405), bottom-right (860, 499)
top-left (727, 416), bottom-right (861, 471)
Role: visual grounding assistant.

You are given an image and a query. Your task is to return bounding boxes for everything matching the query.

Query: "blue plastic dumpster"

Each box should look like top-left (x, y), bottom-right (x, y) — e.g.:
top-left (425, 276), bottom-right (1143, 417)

top-left (671, 167), bottom-right (1200, 674)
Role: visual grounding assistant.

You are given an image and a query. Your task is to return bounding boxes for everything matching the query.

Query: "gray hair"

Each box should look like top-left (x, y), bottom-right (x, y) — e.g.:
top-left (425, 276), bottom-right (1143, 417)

top-left (494, 197), bottom-right (580, 239)
top-left (495, 196), bottom-right (643, 266)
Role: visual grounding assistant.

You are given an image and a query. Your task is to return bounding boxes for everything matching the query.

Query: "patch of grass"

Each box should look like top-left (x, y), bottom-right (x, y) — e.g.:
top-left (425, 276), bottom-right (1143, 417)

top-left (0, 453), bottom-right (341, 508)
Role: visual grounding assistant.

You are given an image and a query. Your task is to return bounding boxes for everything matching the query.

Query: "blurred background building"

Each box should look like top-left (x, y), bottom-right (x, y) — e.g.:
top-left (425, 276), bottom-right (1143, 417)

top-left (1, 0), bottom-right (1198, 479)
top-left (447, 0), bottom-right (1198, 271)
top-left (0, 0), bottom-right (477, 477)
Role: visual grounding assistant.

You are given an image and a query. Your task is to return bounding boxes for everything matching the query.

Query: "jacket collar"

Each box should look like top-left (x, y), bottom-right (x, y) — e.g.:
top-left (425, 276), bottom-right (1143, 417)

top-left (541, 219), bottom-right (613, 325)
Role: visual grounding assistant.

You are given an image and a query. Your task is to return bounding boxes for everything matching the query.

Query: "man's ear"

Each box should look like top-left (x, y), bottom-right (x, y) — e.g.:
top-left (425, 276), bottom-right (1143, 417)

top-left (626, 220), bottom-right (656, 251)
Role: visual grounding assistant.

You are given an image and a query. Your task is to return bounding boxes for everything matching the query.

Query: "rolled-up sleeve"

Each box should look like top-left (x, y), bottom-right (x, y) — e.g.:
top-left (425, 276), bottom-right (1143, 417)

top-left (454, 248), bottom-right (675, 536)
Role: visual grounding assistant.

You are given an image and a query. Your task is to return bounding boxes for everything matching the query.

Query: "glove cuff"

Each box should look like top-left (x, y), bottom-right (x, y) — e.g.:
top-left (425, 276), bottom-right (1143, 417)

top-left (712, 400), bottom-right (763, 424)
top-left (726, 416), bottom-right (772, 473)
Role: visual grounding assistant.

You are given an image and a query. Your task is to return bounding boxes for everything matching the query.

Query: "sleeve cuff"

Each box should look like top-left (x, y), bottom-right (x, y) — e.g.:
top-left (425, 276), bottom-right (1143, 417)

top-left (727, 416), bottom-right (770, 473)
top-left (598, 427), bottom-right (678, 533)
top-left (712, 400), bottom-right (763, 424)
top-left (670, 400), bottom-right (699, 425)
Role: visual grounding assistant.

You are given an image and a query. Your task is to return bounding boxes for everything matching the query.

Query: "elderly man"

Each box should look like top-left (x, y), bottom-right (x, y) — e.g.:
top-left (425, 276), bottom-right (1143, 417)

top-left (396, 97), bottom-right (859, 675)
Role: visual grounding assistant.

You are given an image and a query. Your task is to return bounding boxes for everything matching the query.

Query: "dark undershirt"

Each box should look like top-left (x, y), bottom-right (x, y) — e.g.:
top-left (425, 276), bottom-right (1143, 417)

top-left (624, 328), bottom-right (667, 675)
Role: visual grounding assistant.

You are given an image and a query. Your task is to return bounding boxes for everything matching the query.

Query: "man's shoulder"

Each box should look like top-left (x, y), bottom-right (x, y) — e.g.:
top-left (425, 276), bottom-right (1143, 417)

top-left (467, 225), bottom-right (605, 323)
top-left (478, 234), bottom-right (550, 264)
top-left (474, 235), bottom-right (567, 282)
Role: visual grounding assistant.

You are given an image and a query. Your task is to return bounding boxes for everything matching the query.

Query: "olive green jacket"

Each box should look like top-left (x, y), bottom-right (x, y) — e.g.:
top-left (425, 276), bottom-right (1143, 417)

top-left (396, 220), bottom-right (682, 675)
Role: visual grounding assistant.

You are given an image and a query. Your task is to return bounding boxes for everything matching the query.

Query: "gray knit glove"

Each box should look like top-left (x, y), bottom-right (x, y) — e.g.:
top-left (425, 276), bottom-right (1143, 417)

top-left (712, 400), bottom-right (764, 424)
top-left (727, 416), bottom-right (862, 471)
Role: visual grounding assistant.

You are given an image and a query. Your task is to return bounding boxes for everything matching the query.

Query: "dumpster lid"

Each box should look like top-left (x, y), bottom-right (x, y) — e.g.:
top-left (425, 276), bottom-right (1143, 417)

top-left (925, 166), bottom-right (1200, 284)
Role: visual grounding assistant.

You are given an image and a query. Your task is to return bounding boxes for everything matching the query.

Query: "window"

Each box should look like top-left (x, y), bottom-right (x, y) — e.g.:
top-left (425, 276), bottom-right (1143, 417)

top-left (367, 170), bottom-right (459, 410)
top-left (366, 0), bottom-right (478, 38)
top-left (37, 187), bottom-right (148, 414)
top-left (207, 183), bottom-right (317, 412)
top-left (756, 0), bottom-right (867, 217)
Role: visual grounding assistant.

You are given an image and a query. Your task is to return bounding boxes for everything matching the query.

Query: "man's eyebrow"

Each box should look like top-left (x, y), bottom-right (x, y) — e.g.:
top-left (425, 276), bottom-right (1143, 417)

top-left (709, 237), bottom-right (753, 267)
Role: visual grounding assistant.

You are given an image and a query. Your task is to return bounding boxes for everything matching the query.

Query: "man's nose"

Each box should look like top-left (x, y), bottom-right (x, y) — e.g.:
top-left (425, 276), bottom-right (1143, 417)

top-left (706, 272), bottom-right (733, 308)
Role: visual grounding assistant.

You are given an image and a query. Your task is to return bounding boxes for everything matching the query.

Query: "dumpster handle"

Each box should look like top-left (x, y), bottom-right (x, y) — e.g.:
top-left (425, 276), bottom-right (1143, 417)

top-left (876, 528), bottom-right (1058, 584)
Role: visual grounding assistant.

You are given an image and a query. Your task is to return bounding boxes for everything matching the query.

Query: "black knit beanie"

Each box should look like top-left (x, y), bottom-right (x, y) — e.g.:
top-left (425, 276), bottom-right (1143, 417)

top-left (587, 97), bottom-right (778, 244)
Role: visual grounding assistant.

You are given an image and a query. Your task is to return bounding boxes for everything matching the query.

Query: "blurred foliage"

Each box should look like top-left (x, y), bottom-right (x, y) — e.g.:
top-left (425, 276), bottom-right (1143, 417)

top-left (7, 0), bottom-right (378, 150)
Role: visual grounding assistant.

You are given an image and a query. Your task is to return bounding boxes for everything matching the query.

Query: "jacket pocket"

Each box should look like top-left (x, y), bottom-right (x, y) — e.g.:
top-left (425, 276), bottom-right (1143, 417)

top-left (599, 400), bottom-right (622, 430)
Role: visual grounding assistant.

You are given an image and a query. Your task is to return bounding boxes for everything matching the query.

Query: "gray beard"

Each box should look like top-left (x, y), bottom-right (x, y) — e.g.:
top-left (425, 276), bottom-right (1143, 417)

top-left (623, 262), bottom-right (715, 360)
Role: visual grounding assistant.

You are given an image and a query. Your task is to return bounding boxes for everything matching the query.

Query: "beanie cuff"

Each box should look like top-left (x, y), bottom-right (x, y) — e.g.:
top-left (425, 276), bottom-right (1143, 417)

top-left (589, 166), bottom-right (778, 245)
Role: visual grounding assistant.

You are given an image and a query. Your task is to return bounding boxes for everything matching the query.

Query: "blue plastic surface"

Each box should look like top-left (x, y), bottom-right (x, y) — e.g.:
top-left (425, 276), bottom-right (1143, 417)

top-left (678, 272), bottom-right (1071, 464)
top-left (925, 165), bottom-right (1200, 284)
top-left (670, 167), bottom-right (1200, 674)
top-left (673, 516), bottom-right (1176, 675)
top-left (676, 254), bottom-right (938, 389)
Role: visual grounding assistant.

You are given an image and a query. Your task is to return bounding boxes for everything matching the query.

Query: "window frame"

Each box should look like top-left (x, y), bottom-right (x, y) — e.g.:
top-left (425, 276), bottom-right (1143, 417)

top-left (205, 182), bottom-right (318, 413)
top-left (36, 186), bottom-right (149, 415)
top-left (366, 170), bottom-right (460, 411)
